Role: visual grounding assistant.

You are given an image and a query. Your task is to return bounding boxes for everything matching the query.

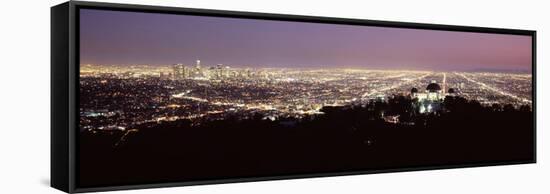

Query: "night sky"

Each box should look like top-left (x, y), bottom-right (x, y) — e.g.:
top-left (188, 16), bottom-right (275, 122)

top-left (80, 9), bottom-right (532, 72)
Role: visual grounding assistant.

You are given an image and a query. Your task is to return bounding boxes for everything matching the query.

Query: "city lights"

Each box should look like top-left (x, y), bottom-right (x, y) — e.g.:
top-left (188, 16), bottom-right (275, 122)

top-left (79, 62), bottom-right (532, 133)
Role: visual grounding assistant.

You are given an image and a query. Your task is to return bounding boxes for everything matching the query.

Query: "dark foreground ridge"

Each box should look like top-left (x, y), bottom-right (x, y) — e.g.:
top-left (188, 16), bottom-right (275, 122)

top-left (79, 96), bottom-right (533, 188)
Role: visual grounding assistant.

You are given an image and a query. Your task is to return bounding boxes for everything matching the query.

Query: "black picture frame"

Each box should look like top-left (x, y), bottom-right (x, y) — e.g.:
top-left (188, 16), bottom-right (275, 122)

top-left (51, 1), bottom-right (536, 193)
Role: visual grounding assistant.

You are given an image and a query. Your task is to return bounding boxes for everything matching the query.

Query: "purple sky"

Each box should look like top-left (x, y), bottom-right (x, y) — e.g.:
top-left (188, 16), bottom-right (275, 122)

top-left (80, 9), bottom-right (532, 72)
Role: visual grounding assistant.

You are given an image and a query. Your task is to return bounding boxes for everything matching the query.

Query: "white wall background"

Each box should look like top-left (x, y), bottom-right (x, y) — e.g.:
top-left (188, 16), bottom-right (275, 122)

top-left (0, 0), bottom-right (547, 193)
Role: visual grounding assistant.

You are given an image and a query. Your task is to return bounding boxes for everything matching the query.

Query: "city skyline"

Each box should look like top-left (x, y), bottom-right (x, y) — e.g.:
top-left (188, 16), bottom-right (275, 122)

top-left (80, 9), bottom-right (532, 72)
top-left (78, 8), bottom-right (534, 187)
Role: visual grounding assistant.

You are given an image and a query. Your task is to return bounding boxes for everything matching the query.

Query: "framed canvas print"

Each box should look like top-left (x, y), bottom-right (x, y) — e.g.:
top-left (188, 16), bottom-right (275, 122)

top-left (51, 1), bottom-right (536, 193)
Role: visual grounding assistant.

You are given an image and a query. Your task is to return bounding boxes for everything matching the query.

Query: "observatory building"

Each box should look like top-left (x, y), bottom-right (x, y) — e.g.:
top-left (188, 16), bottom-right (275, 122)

top-left (410, 81), bottom-right (458, 113)
top-left (410, 81), bottom-right (444, 101)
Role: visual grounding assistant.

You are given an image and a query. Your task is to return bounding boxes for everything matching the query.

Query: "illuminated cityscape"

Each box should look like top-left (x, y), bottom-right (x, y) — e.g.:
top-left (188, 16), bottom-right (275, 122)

top-left (77, 9), bottom-right (534, 187)
top-left (80, 62), bottom-right (532, 133)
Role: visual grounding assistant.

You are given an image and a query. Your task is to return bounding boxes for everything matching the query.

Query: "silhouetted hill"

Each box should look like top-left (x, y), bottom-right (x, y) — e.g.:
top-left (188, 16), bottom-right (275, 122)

top-left (79, 96), bottom-right (533, 188)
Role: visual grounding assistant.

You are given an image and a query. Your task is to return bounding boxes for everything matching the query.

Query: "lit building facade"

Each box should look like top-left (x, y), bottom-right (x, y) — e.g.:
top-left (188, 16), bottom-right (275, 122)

top-left (410, 81), bottom-right (457, 113)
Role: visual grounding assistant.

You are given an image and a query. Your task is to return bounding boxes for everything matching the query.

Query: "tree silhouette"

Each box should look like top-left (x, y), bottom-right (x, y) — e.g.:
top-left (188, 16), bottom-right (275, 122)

top-left (79, 95), bottom-right (533, 187)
